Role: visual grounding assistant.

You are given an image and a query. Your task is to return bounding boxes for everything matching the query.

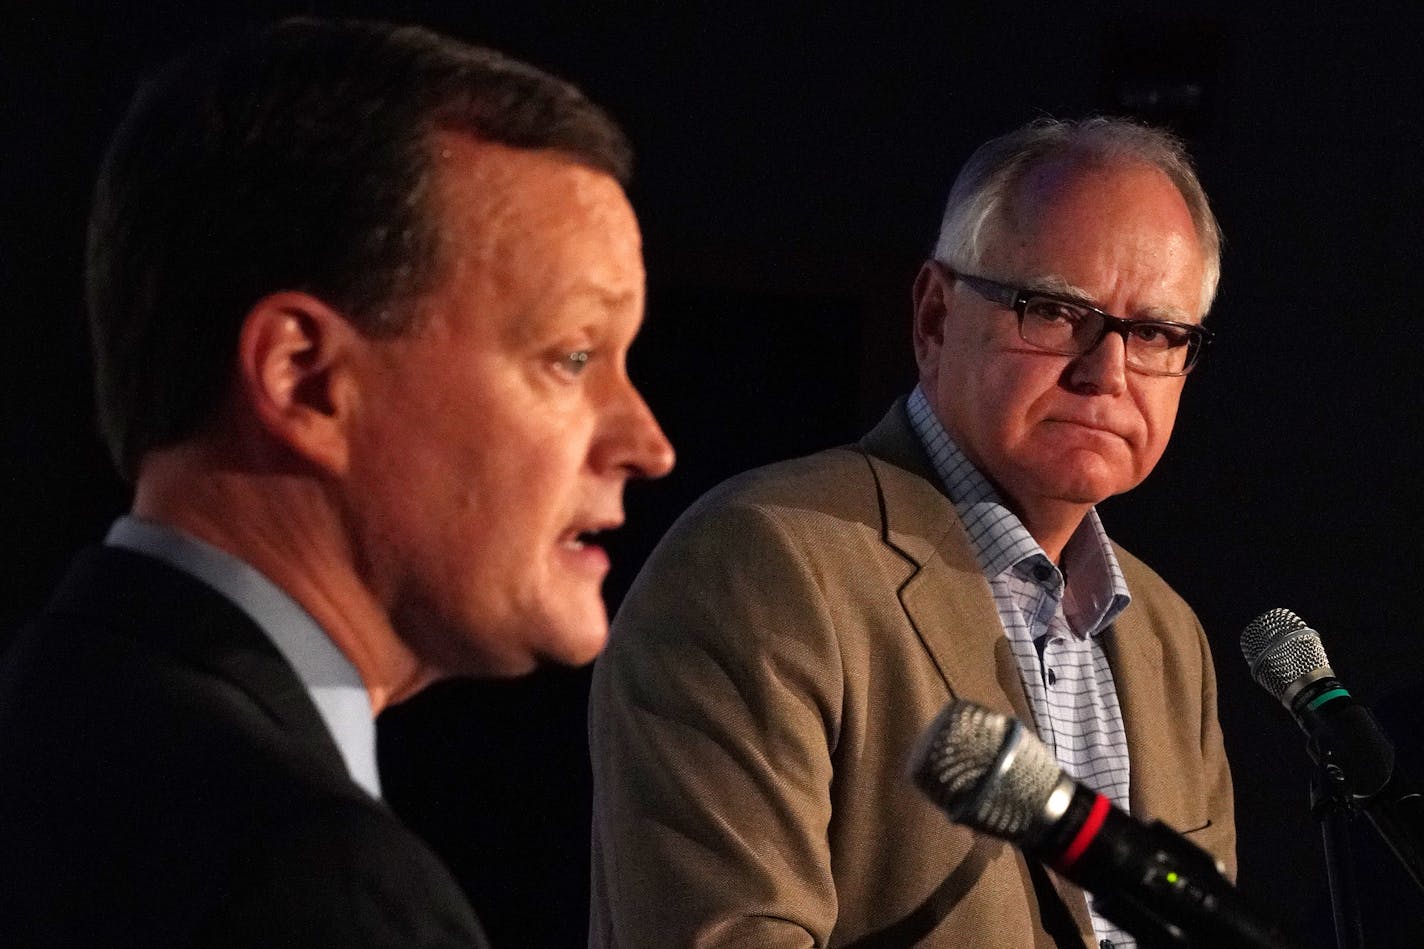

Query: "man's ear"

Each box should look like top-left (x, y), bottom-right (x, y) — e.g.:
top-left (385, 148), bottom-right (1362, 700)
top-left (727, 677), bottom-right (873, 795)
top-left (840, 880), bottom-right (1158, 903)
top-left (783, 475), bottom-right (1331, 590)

top-left (912, 260), bottom-right (952, 384)
top-left (234, 292), bottom-right (359, 476)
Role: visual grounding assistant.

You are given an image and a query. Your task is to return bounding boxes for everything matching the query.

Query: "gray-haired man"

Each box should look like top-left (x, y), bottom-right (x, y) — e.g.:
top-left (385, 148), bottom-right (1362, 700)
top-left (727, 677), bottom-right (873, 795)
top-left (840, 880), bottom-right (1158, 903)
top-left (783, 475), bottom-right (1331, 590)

top-left (590, 116), bottom-right (1231, 949)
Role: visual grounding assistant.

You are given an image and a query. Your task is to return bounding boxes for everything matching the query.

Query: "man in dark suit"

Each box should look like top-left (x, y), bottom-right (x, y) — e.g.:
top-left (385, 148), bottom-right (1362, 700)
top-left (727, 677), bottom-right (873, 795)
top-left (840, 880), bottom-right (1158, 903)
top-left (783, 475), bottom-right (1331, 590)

top-left (0, 18), bottom-right (673, 946)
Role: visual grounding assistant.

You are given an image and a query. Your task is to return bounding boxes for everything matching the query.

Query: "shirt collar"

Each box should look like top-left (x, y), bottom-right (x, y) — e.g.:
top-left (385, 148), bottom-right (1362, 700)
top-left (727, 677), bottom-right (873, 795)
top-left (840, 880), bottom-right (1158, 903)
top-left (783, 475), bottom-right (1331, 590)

top-left (105, 515), bottom-right (382, 799)
top-left (906, 385), bottom-right (1130, 636)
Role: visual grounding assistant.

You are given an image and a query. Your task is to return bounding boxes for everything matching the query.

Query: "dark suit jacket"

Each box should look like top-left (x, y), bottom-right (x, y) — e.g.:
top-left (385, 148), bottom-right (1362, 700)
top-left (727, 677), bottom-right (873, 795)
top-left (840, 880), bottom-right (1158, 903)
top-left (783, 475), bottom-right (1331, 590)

top-left (0, 545), bottom-right (488, 947)
top-left (590, 401), bottom-right (1234, 948)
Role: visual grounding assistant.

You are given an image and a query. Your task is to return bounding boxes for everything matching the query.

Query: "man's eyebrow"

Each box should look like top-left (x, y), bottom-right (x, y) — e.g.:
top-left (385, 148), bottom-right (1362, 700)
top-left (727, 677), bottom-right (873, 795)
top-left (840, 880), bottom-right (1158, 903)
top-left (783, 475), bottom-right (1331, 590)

top-left (509, 284), bottom-right (640, 344)
top-left (566, 284), bottom-right (639, 309)
top-left (1021, 274), bottom-right (1195, 322)
top-left (1021, 274), bottom-right (1094, 301)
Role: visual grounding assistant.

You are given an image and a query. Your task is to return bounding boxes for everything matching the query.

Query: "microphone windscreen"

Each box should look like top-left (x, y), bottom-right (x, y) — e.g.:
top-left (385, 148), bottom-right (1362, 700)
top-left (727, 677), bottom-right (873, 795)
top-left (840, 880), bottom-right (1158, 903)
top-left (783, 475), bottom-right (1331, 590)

top-left (911, 700), bottom-right (1062, 841)
top-left (1240, 608), bottom-right (1331, 701)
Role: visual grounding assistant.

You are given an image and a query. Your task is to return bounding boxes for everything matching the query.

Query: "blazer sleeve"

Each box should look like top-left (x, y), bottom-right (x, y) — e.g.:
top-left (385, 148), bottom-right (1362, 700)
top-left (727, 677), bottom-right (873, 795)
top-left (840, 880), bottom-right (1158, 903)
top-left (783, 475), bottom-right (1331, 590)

top-left (589, 499), bottom-right (845, 948)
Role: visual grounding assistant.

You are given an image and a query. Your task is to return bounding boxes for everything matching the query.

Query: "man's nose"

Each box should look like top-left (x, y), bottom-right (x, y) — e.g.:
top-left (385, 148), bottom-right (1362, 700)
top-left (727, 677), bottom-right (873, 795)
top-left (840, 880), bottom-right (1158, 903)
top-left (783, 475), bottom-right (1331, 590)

top-left (1066, 328), bottom-right (1129, 395)
top-left (599, 383), bottom-right (675, 480)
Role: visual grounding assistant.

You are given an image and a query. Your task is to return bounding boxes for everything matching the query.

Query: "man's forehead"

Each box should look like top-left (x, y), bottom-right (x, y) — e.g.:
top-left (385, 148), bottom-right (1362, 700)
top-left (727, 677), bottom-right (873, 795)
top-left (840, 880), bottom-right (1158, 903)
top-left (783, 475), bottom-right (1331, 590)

top-left (428, 131), bottom-right (631, 223)
top-left (987, 155), bottom-right (1204, 318)
top-left (427, 131), bottom-right (638, 262)
top-left (417, 131), bottom-right (644, 340)
top-left (1007, 156), bottom-right (1177, 226)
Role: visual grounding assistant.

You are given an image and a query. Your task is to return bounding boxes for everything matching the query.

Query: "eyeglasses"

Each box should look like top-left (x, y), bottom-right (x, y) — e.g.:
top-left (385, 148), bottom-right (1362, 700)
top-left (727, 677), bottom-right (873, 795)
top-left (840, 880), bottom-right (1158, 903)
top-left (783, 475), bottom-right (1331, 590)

top-left (945, 267), bottom-right (1213, 377)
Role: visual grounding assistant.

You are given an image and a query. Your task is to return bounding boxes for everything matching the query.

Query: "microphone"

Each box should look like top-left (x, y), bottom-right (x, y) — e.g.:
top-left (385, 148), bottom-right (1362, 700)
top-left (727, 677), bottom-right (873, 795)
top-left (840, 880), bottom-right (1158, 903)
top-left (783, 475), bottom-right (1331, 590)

top-left (1241, 608), bottom-right (1424, 891)
top-left (911, 700), bottom-right (1305, 949)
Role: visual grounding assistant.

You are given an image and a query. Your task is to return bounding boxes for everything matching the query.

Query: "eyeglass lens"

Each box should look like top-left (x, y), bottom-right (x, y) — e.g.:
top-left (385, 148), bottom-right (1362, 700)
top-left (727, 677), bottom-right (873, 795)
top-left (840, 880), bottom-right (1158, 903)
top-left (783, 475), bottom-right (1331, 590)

top-left (1020, 297), bottom-right (1195, 374)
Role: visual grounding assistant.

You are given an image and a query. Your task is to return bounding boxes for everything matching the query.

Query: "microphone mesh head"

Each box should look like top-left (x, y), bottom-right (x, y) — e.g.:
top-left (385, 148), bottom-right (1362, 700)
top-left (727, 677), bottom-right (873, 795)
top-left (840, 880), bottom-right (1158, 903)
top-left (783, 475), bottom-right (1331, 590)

top-left (910, 700), bottom-right (1063, 841)
top-left (1240, 608), bottom-right (1331, 701)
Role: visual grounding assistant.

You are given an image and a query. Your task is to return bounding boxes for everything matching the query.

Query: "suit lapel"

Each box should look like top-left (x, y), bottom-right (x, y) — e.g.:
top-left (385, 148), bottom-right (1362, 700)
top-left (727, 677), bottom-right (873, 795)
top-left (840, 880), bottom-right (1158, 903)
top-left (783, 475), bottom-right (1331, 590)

top-left (858, 404), bottom-right (1036, 733)
top-left (860, 402), bottom-right (1097, 944)
top-left (46, 545), bottom-right (350, 779)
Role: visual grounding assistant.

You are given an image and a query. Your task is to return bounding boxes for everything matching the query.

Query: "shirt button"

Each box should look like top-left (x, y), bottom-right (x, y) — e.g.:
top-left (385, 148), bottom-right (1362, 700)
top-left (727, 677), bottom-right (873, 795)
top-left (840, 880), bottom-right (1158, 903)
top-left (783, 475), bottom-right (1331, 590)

top-left (1047, 669), bottom-right (1057, 686)
top-left (1032, 563), bottom-right (1054, 583)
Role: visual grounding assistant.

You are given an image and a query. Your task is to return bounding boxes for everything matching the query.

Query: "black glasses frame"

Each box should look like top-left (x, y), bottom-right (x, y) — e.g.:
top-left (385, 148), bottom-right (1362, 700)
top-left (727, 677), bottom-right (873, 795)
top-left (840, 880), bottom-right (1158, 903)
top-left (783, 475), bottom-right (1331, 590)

top-left (944, 266), bottom-right (1214, 377)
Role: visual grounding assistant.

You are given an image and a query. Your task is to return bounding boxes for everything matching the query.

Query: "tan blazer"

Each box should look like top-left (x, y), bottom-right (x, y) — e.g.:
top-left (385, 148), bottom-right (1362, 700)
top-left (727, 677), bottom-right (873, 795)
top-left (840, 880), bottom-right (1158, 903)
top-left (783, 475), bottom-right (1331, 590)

top-left (590, 401), bottom-right (1235, 948)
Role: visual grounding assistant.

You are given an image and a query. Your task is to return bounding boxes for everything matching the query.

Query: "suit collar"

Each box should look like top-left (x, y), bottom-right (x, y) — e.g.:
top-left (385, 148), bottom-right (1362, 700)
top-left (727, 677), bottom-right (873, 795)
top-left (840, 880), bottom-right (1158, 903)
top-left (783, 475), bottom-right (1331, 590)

top-left (45, 545), bottom-right (350, 781)
top-left (858, 400), bottom-right (1037, 729)
top-left (106, 517), bottom-right (381, 798)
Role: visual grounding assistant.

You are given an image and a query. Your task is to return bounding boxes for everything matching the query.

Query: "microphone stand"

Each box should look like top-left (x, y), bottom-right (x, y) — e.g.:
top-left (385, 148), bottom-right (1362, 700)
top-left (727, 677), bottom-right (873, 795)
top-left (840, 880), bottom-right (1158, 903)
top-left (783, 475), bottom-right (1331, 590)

top-left (1311, 750), bottom-right (1364, 949)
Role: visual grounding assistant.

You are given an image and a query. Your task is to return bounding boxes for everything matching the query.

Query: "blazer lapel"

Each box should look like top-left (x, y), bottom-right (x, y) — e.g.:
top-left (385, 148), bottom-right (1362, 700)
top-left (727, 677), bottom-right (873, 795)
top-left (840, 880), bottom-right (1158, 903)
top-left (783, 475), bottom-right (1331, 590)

top-left (46, 545), bottom-right (350, 779)
top-left (858, 403), bottom-right (1036, 736)
top-left (860, 401), bottom-right (1098, 944)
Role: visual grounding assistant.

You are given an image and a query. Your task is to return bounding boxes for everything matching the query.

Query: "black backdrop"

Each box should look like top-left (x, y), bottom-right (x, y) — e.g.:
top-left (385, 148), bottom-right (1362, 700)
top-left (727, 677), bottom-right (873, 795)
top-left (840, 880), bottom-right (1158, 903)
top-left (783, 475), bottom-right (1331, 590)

top-left (6, 3), bottom-right (1424, 946)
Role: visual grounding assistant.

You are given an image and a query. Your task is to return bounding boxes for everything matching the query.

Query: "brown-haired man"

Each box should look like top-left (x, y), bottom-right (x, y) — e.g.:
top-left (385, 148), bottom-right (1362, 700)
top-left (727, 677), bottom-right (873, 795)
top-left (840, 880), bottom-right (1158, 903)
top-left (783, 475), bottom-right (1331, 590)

top-left (0, 18), bottom-right (672, 946)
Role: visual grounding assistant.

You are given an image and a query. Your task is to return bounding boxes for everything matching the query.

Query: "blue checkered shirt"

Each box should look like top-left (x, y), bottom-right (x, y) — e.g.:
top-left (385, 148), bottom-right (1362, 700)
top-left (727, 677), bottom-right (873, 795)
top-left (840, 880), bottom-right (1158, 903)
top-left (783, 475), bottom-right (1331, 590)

top-left (907, 386), bottom-right (1135, 949)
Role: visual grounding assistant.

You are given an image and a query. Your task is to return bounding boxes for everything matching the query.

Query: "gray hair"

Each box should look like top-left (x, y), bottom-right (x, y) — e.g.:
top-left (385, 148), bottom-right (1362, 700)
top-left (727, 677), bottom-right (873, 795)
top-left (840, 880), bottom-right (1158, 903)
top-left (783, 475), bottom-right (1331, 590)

top-left (932, 116), bottom-right (1222, 314)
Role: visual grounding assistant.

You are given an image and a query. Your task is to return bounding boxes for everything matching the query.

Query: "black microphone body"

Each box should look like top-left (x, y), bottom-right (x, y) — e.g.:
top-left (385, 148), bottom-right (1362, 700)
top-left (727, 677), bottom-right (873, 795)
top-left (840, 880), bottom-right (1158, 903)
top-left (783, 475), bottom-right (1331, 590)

top-left (1243, 609), bottom-right (1424, 892)
top-left (1290, 672), bottom-right (1395, 798)
top-left (1037, 782), bottom-right (1301, 949)
top-left (912, 701), bottom-right (1307, 949)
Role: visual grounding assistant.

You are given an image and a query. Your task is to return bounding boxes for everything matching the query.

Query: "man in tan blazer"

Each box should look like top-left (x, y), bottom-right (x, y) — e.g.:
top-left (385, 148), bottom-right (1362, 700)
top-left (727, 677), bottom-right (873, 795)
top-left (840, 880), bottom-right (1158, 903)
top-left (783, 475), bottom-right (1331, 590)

top-left (590, 117), bottom-right (1233, 948)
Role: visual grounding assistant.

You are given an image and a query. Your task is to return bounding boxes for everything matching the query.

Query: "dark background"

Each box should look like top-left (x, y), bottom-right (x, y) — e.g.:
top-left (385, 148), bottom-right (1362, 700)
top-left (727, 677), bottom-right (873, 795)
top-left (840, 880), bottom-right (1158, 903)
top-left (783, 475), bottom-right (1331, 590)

top-left (5, 3), bottom-right (1424, 946)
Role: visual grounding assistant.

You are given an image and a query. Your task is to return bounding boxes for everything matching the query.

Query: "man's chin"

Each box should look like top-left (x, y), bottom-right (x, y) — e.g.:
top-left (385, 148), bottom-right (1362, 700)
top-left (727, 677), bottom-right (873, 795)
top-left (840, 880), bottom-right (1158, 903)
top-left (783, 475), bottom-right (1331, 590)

top-left (531, 605), bottom-right (611, 669)
top-left (1030, 455), bottom-right (1138, 505)
top-left (397, 594), bottom-right (611, 679)
top-left (1055, 476), bottom-right (1125, 503)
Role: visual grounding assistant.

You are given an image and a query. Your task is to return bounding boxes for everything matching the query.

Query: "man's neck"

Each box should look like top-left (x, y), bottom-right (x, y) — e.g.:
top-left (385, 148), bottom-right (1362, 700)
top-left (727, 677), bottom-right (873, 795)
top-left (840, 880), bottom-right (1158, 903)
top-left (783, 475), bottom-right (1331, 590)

top-left (131, 448), bottom-right (432, 714)
top-left (1009, 497), bottom-right (1092, 565)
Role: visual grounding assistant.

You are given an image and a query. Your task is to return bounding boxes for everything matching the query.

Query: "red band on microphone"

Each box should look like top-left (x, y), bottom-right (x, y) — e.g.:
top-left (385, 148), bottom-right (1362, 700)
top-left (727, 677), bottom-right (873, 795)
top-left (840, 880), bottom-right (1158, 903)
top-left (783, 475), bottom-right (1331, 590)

top-left (1057, 792), bottom-right (1110, 870)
